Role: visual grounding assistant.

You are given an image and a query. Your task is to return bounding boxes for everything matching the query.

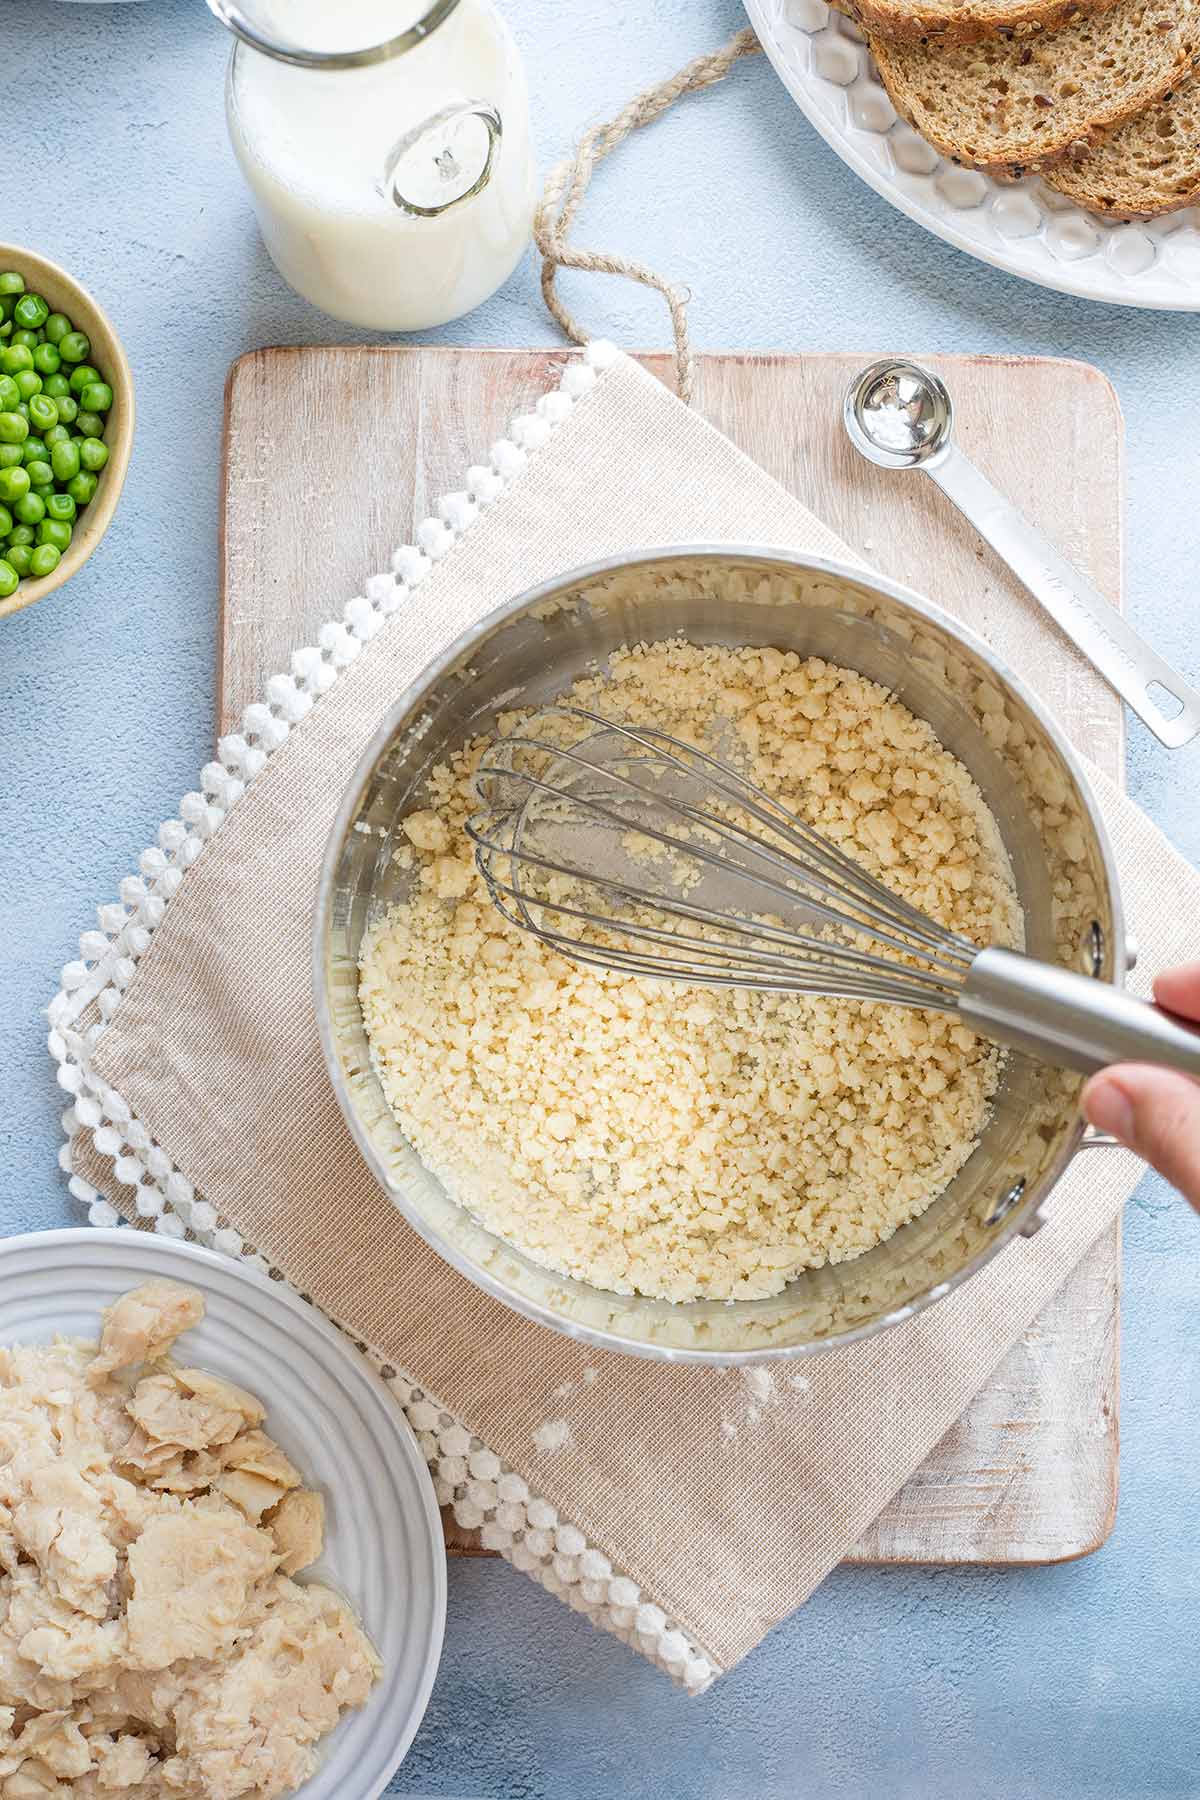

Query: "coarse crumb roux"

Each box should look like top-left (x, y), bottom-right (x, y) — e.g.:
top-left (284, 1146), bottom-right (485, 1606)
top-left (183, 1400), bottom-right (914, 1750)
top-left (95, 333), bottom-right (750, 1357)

top-left (359, 642), bottom-right (1023, 1303)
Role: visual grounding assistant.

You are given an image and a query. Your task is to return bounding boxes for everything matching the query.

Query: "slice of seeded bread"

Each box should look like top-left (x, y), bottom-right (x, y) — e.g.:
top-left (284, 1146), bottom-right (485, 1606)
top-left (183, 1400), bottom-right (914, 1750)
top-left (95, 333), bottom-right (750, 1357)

top-left (1045, 77), bottom-right (1200, 213)
top-left (834, 0), bottom-right (1121, 49)
top-left (870, 0), bottom-right (1200, 175)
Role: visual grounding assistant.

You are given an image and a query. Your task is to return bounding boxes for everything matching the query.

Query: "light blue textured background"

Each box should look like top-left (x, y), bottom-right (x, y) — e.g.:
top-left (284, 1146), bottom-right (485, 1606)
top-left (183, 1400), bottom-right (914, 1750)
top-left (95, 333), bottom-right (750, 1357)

top-left (3, 2), bottom-right (1199, 1795)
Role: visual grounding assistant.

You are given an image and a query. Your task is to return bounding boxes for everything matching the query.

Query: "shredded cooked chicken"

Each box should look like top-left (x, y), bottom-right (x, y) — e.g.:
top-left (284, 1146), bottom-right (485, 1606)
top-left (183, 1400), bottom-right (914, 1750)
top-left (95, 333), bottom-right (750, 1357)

top-left (0, 1282), bottom-right (381, 1799)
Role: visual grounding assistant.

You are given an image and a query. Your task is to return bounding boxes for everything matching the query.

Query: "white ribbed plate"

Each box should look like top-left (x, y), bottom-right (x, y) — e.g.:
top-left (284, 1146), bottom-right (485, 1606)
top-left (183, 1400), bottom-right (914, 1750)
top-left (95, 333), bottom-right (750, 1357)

top-left (746, 0), bottom-right (1200, 310)
top-left (0, 1229), bottom-right (445, 1799)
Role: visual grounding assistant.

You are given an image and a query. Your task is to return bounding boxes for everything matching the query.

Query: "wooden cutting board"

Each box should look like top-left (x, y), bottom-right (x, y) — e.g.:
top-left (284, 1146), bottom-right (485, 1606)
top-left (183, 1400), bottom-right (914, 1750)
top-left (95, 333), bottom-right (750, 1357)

top-left (220, 347), bottom-right (1122, 1566)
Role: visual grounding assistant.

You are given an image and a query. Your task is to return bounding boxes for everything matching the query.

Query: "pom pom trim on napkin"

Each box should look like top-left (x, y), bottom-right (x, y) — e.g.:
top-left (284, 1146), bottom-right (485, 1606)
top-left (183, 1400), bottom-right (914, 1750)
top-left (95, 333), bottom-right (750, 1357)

top-left (45, 338), bottom-right (718, 1693)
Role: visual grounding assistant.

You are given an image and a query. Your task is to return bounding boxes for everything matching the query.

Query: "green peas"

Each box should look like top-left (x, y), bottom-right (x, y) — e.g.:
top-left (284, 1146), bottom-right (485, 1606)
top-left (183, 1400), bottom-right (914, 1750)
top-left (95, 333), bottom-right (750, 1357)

top-left (50, 439), bottom-right (80, 482)
top-left (13, 293), bottom-right (48, 331)
top-left (27, 394), bottom-right (58, 434)
top-left (0, 465), bottom-right (30, 504)
top-left (67, 471), bottom-right (98, 506)
top-left (0, 276), bottom-right (119, 592)
top-left (13, 490), bottom-right (44, 525)
top-left (28, 543), bottom-right (59, 579)
top-left (44, 491), bottom-right (75, 523)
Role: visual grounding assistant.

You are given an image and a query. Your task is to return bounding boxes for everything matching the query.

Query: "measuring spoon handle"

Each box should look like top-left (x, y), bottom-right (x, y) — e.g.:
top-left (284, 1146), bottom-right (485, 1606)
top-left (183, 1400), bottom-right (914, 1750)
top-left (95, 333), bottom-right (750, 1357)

top-left (926, 442), bottom-right (1200, 749)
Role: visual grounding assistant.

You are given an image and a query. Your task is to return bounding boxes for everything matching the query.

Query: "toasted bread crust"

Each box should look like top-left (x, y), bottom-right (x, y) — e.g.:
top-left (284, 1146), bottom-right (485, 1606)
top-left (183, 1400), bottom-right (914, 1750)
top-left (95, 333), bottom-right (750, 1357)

top-left (1045, 78), bottom-right (1200, 214)
top-left (834, 0), bottom-right (1121, 48)
top-left (870, 0), bottom-right (1200, 176)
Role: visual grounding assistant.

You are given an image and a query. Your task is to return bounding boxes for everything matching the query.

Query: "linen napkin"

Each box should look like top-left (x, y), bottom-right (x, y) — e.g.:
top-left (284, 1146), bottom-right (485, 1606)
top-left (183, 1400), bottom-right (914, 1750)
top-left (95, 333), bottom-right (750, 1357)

top-left (53, 345), bottom-right (1197, 1686)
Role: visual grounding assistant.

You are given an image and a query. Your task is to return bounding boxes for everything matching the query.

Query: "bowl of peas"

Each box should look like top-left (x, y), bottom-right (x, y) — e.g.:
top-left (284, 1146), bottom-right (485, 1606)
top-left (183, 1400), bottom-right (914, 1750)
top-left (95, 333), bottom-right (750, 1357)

top-left (0, 246), bottom-right (133, 620)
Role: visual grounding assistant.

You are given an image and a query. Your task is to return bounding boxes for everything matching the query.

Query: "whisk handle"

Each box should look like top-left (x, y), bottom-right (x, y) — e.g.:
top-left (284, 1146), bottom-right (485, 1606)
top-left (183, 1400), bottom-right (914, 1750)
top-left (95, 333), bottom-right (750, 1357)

top-left (961, 947), bottom-right (1200, 1079)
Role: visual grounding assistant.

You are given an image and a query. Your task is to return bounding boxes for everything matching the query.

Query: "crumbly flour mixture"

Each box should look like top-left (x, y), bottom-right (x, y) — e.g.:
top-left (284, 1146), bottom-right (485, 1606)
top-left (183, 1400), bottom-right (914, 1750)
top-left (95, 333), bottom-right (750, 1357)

top-left (360, 642), bottom-right (1023, 1303)
top-left (0, 1281), bottom-right (380, 1799)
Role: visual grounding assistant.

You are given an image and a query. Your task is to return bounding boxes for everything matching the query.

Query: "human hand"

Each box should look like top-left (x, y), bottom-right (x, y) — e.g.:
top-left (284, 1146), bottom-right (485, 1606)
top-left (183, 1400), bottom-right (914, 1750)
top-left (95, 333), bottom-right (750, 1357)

top-left (1081, 964), bottom-right (1200, 1212)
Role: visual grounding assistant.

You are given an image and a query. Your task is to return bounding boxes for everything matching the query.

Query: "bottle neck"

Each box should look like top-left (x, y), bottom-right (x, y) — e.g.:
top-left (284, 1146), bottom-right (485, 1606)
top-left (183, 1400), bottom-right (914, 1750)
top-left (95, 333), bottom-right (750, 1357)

top-left (205, 0), bottom-right (464, 71)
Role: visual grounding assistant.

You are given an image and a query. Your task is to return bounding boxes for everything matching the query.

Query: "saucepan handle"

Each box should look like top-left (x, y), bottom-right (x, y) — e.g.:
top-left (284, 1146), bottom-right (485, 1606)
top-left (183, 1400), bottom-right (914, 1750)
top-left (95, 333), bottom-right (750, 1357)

top-left (960, 946), bottom-right (1200, 1078)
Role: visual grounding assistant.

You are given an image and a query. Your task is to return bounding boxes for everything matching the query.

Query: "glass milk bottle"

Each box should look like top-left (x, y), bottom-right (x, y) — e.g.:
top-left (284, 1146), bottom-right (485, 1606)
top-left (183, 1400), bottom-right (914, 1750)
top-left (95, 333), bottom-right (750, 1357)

top-left (208, 0), bottom-right (537, 331)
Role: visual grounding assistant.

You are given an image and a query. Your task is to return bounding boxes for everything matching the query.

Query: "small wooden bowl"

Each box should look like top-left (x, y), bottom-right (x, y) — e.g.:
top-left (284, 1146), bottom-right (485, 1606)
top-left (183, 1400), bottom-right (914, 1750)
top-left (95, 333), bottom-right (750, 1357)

top-left (0, 245), bottom-right (134, 622)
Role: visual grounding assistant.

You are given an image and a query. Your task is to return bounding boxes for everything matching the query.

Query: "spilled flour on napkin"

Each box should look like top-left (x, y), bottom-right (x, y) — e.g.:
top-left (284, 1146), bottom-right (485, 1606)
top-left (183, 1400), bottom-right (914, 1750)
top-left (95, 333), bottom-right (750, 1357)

top-left (359, 640), bottom-right (1022, 1304)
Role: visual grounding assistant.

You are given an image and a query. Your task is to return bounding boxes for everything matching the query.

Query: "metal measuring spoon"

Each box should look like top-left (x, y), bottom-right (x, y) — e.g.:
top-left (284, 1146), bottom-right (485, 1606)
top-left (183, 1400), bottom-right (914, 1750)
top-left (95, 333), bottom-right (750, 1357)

top-left (843, 358), bottom-right (1200, 750)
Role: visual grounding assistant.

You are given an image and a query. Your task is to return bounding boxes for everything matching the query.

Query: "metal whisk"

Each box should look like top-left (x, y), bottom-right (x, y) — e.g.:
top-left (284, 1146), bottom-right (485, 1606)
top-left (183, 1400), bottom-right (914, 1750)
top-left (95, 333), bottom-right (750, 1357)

top-left (467, 707), bottom-right (1200, 1078)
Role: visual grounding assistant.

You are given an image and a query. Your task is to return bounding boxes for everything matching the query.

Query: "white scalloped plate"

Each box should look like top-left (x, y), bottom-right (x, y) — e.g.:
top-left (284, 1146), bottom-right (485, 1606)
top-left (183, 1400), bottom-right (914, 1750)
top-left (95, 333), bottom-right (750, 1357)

top-left (746, 0), bottom-right (1200, 309)
top-left (0, 1229), bottom-right (446, 1800)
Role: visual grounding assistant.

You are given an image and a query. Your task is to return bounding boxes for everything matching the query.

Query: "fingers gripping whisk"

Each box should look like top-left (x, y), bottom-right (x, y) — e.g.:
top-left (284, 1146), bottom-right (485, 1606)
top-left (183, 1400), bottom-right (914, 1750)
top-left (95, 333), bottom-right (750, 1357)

top-left (466, 708), bottom-right (977, 1007)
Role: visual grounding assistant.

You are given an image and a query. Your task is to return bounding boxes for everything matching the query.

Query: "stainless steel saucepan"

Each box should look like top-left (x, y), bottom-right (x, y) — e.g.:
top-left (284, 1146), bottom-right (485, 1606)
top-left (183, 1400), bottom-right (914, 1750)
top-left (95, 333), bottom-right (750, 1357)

top-left (315, 547), bottom-right (1136, 1363)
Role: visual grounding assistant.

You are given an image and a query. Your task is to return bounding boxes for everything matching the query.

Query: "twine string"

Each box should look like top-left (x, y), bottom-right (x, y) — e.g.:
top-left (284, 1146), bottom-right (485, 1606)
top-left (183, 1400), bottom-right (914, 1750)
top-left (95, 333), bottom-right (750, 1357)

top-left (532, 26), bottom-right (763, 406)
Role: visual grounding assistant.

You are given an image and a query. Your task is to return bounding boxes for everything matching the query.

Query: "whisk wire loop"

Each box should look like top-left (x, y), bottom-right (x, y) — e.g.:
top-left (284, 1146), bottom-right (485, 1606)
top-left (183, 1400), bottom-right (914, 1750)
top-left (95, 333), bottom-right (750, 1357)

top-left (466, 706), bottom-right (977, 1006)
top-left (462, 707), bottom-right (1200, 1081)
top-left (509, 713), bottom-right (964, 925)
top-left (476, 856), bottom-right (963, 1003)
top-left (486, 723), bottom-right (970, 972)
